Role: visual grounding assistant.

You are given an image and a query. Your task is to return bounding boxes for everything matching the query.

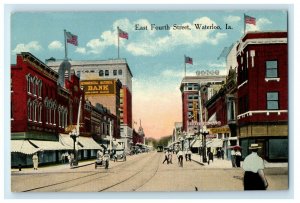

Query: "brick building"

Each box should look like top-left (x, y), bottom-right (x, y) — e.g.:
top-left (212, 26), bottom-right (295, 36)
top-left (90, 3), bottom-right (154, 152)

top-left (236, 31), bottom-right (288, 161)
top-left (10, 52), bottom-right (118, 167)
top-left (180, 75), bottom-right (226, 135)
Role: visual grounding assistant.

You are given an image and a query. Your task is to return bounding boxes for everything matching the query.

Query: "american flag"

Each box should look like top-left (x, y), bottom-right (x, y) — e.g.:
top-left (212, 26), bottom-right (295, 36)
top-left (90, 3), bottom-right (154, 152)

top-left (245, 15), bottom-right (256, 25)
top-left (66, 31), bottom-right (78, 46)
top-left (118, 28), bottom-right (128, 40)
top-left (185, 56), bottom-right (193, 64)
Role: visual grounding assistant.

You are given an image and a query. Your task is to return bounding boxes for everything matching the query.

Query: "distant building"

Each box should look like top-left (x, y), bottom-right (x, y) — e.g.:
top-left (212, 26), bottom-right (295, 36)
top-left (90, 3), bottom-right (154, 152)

top-left (47, 59), bottom-right (133, 150)
top-left (80, 79), bottom-right (122, 139)
top-left (236, 31), bottom-right (288, 161)
top-left (180, 75), bottom-right (226, 135)
top-left (204, 42), bottom-right (239, 159)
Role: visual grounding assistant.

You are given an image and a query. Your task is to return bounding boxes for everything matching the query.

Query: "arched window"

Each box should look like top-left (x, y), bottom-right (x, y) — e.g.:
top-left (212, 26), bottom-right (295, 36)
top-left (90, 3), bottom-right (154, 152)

top-left (38, 103), bottom-right (42, 123)
top-left (27, 100), bottom-right (31, 121)
top-left (31, 77), bottom-right (36, 96)
top-left (26, 74), bottom-right (31, 94)
top-left (58, 108), bottom-right (61, 128)
top-left (53, 102), bottom-right (57, 126)
top-left (33, 101), bottom-right (37, 122)
top-left (65, 110), bottom-right (68, 128)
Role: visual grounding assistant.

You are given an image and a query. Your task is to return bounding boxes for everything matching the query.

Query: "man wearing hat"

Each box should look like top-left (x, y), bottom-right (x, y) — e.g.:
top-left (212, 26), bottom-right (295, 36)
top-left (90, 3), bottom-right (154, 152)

top-left (242, 143), bottom-right (268, 190)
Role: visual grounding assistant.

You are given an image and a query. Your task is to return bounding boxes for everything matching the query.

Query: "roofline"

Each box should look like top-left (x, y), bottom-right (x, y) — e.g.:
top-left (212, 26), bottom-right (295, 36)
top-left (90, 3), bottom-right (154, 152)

top-left (47, 58), bottom-right (133, 78)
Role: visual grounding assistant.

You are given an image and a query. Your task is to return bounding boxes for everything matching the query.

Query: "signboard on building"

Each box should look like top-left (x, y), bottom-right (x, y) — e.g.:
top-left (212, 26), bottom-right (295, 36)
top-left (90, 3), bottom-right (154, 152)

top-left (196, 70), bottom-right (220, 76)
top-left (209, 127), bottom-right (230, 134)
top-left (80, 80), bottom-right (116, 95)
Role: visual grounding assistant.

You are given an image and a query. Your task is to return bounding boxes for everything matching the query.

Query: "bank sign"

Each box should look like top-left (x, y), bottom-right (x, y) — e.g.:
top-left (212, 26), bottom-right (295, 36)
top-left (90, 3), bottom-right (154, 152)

top-left (80, 80), bottom-right (115, 95)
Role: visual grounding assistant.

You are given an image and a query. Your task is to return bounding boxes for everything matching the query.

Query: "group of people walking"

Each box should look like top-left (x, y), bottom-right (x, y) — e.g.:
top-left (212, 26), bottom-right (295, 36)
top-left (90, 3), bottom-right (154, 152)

top-left (162, 149), bottom-right (192, 167)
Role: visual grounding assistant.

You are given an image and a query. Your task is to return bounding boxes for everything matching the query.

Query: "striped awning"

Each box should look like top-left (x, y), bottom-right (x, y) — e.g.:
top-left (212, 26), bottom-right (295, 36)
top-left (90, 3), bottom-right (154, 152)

top-left (30, 140), bottom-right (68, 151)
top-left (206, 139), bottom-right (223, 148)
top-left (11, 140), bottom-right (40, 155)
top-left (191, 139), bottom-right (202, 148)
top-left (77, 137), bottom-right (102, 150)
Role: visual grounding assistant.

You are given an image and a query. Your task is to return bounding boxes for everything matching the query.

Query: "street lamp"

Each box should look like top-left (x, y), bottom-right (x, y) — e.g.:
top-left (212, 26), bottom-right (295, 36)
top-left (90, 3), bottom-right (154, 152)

top-left (69, 129), bottom-right (78, 166)
top-left (200, 128), bottom-right (209, 163)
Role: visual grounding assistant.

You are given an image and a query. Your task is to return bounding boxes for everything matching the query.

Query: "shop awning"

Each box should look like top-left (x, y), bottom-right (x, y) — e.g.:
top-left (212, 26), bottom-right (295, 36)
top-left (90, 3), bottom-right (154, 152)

top-left (206, 139), bottom-right (223, 148)
top-left (191, 139), bottom-right (202, 148)
top-left (11, 140), bottom-right (40, 155)
top-left (77, 137), bottom-right (103, 150)
top-left (59, 134), bottom-right (83, 150)
top-left (30, 140), bottom-right (67, 151)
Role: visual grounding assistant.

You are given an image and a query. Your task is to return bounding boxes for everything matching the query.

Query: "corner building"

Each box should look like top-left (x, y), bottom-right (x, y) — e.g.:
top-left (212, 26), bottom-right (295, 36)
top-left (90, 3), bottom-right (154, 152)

top-left (236, 31), bottom-right (288, 161)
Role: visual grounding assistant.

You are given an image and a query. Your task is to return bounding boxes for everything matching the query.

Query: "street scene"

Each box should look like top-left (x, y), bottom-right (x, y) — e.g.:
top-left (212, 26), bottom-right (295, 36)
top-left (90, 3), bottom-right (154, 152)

top-left (11, 151), bottom-right (287, 192)
top-left (9, 10), bottom-right (288, 193)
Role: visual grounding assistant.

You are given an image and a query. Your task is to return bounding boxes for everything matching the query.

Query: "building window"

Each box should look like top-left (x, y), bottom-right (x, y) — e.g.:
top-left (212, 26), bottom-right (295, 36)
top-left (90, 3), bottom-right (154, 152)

top-left (27, 100), bottom-right (32, 121)
top-left (33, 102), bottom-right (37, 122)
top-left (113, 70), bottom-right (117, 76)
top-left (26, 74), bottom-right (31, 94)
top-left (105, 70), bottom-right (109, 76)
top-left (267, 92), bottom-right (279, 110)
top-left (39, 104), bottom-right (42, 123)
top-left (99, 70), bottom-right (104, 77)
top-left (46, 108), bottom-right (49, 124)
top-left (118, 69), bottom-right (122, 75)
top-left (58, 110), bottom-right (61, 127)
top-left (266, 60), bottom-right (278, 78)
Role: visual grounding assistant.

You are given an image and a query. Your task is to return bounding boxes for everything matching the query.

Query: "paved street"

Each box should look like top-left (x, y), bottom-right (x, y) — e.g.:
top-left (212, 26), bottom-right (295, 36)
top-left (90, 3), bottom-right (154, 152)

top-left (11, 151), bottom-right (288, 192)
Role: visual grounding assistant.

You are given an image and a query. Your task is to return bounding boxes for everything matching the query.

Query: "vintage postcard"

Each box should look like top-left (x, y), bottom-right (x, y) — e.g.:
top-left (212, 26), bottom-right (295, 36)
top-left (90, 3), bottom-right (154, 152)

top-left (10, 9), bottom-right (288, 193)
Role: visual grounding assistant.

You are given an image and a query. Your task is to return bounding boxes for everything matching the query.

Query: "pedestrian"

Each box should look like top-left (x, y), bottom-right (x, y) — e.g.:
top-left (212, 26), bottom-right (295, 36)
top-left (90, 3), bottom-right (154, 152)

top-left (168, 150), bottom-right (173, 164)
top-left (32, 153), bottom-right (38, 170)
top-left (221, 148), bottom-right (225, 160)
top-left (69, 153), bottom-right (74, 168)
top-left (187, 149), bottom-right (192, 161)
top-left (185, 149), bottom-right (189, 161)
top-left (177, 149), bottom-right (183, 167)
top-left (235, 149), bottom-right (242, 167)
top-left (162, 150), bottom-right (169, 164)
top-left (242, 143), bottom-right (268, 190)
top-left (208, 151), bottom-right (213, 165)
top-left (217, 148), bottom-right (221, 159)
top-left (231, 148), bottom-right (236, 167)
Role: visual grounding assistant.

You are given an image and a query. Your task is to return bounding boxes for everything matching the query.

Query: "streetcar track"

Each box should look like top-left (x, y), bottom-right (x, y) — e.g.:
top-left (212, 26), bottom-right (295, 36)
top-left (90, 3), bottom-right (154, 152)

top-left (20, 153), bottom-right (151, 192)
top-left (132, 152), bottom-right (162, 191)
top-left (21, 171), bottom-right (103, 192)
top-left (98, 152), bottom-right (161, 192)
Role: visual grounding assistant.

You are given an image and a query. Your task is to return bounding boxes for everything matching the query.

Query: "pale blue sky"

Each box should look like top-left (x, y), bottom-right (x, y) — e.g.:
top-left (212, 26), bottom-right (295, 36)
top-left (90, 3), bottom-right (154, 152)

top-left (11, 10), bottom-right (288, 138)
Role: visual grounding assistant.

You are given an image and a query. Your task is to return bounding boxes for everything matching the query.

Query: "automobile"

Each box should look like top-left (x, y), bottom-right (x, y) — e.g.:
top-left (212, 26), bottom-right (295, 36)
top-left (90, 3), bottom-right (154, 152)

top-left (95, 153), bottom-right (109, 169)
top-left (113, 149), bottom-right (126, 162)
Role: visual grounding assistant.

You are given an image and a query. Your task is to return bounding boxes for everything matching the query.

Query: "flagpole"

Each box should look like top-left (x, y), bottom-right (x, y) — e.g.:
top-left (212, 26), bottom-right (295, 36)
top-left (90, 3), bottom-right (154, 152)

top-left (117, 26), bottom-right (120, 59)
top-left (244, 14), bottom-right (246, 36)
top-left (64, 29), bottom-right (68, 59)
top-left (184, 55), bottom-right (186, 77)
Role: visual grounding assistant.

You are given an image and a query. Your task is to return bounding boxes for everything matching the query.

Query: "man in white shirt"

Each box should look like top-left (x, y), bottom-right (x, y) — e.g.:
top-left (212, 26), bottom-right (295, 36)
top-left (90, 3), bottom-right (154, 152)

top-left (242, 143), bottom-right (268, 190)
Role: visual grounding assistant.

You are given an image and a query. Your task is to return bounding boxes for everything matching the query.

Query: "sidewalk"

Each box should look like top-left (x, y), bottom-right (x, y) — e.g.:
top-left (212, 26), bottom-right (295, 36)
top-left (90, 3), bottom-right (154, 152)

top-left (190, 153), bottom-right (288, 168)
top-left (11, 159), bottom-right (96, 174)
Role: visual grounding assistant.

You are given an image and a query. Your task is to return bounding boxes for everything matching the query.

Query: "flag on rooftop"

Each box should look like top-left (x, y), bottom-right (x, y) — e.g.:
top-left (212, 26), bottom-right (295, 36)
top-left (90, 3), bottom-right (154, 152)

top-left (185, 56), bottom-right (193, 64)
top-left (244, 14), bottom-right (256, 25)
top-left (118, 27), bottom-right (128, 39)
top-left (66, 31), bottom-right (78, 46)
